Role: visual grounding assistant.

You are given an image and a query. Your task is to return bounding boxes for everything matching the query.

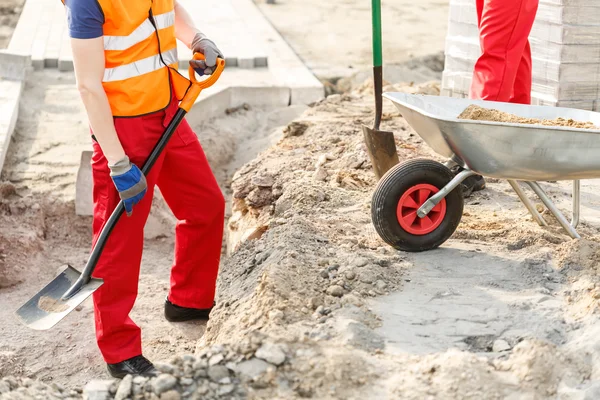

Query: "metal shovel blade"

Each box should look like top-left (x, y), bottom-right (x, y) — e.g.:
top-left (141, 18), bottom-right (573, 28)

top-left (362, 125), bottom-right (399, 180)
top-left (15, 265), bottom-right (103, 330)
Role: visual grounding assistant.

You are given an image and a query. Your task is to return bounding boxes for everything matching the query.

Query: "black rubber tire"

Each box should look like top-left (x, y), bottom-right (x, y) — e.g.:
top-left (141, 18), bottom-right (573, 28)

top-left (371, 159), bottom-right (464, 252)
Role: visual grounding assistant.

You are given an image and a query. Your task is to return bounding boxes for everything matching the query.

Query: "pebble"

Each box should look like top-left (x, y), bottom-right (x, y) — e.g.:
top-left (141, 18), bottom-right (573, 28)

top-left (314, 167), bottom-right (328, 181)
top-left (192, 359), bottom-right (208, 371)
top-left (152, 374), bottom-right (177, 395)
top-left (180, 378), bottom-right (193, 386)
top-left (268, 309), bottom-right (284, 322)
top-left (374, 280), bottom-right (388, 290)
top-left (251, 174), bottom-right (275, 188)
top-left (218, 384), bottom-right (235, 396)
top-left (114, 375), bottom-right (132, 400)
top-left (320, 269), bottom-right (330, 279)
top-left (307, 297), bottom-right (322, 310)
top-left (345, 271), bottom-right (356, 280)
top-left (208, 365), bottom-right (230, 382)
top-left (326, 285), bottom-right (344, 297)
top-left (236, 358), bottom-right (272, 379)
top-left (255, 342), bottom-right (287, 366)
top-left (352, 257), bottom-right (369, 268)
top-left (209, 353), bottom-right (224, 366)
top-left (155, 363), bottom-right (175, 374)
top-left (159, 389), bottom-right (181, 400)
top-left (492, 340), bottom-right (512, 353)
top-left (0, 381), bottom-right (10, 394)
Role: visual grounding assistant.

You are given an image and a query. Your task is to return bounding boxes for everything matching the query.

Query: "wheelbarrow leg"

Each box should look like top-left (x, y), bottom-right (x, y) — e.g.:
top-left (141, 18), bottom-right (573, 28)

top-left (508, 180), bottom-right (548, 227)
top-left (572, 180), bottom-right (580, 229)
top-left (526, 181), bottom-right (581, 239)
top-left (417, 169), bottom-right (476, 217)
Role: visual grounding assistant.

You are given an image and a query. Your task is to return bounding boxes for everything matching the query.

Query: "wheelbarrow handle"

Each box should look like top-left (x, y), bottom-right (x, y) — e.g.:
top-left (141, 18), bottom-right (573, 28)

top-left (62, 56), bottom-right (226, 300)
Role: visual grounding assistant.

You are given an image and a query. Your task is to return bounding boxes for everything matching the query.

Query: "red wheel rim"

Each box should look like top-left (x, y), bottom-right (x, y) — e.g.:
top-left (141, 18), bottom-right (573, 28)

top-left (396, 184), bottom-right (447, 235)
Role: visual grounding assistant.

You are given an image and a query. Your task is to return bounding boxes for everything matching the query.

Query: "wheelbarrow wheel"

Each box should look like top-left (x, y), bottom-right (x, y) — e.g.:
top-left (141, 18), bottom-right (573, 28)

top-left (371, 159), bottom-right (464, 252)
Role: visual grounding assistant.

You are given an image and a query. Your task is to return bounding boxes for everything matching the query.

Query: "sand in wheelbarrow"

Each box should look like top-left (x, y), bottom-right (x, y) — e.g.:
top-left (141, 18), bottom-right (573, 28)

top-left (459, 104), bottom-right (599, 129)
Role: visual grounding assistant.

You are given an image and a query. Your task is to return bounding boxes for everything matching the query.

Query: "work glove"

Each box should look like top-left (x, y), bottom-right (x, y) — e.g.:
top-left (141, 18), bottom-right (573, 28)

top-left (190, 32), bottom-right (224, 76)
top-left (108, 156), bottom-right (147, 217)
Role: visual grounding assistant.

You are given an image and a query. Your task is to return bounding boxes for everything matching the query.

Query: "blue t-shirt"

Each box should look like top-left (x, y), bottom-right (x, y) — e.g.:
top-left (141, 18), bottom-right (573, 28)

top-left (64, 0), bottom-right (104, 39)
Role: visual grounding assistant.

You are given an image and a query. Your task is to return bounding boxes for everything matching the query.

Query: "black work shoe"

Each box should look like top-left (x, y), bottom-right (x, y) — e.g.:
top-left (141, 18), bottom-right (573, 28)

top-left (451, 165), bottom-right (486, 198)
top-left (107, 355), bottom-right (158, 379)
top-left (164, 297), bottom-right (214, 322)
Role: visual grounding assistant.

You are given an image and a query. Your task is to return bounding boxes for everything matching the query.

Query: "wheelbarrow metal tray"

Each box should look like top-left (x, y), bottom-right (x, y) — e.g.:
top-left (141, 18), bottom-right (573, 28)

top-left (383, 93), bottom-right (600, 181)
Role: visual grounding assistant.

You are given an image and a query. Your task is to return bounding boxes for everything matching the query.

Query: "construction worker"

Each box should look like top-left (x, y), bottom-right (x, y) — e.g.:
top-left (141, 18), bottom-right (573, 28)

top-left (64, 0), bottom-right (225, 378)
top-left (458, 0), bottom-right (539, 196)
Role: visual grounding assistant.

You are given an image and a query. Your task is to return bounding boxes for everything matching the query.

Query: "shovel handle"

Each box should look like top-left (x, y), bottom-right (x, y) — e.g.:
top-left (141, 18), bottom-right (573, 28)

top-left (180, 53), bottom-right (226, 113)
top-left (62, 56), bottom-right (226, 300)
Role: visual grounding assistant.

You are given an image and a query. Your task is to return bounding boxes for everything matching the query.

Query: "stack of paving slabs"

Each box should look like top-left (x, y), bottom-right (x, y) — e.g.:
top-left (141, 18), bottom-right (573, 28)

top-left (441, 0), bottom-right (600, 111)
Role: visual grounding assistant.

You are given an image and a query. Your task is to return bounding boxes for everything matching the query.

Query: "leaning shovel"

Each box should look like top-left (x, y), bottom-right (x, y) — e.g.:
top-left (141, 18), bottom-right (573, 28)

top-left (16, 54), bottom-right (226, 330)
top-left (362, 0), bottom-right (399, 180)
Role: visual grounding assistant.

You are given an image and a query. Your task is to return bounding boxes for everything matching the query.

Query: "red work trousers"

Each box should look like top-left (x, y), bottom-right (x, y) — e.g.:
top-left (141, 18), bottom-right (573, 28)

top-left (90, 97), bottom-right (225, 364)
top-left (470, 0), bottom-right (539, 104)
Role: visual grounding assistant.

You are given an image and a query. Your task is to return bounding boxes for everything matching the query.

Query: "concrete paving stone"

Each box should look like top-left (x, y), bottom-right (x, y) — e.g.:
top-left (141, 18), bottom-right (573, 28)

top-left (0, 50), bottom-right (31, 81)
top-left (7, 0), bottom-right (45, 55)
top-left (44, 2), bottom-right (66, 69)
top-left (30, 0), bottom-right (55, 70)
top-left (0, 80), bottom-right (24, 175)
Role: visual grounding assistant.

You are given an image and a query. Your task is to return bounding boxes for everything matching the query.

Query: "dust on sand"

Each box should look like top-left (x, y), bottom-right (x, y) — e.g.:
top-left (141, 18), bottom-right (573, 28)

top-left (459, 104), bottom-right (600, 129)
top-left (38, 296), bottom-right (69, 313)
top-left (0, 0), bottom-right (23, 49)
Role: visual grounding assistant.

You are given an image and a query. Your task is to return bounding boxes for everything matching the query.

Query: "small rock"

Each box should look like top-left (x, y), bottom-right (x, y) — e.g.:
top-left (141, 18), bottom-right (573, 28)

top-left (218, 384), bottom-right (235, 396)
top-left (307, 297), bottom-right (322, 310)
top-left (3, 378), bottom-right (18, 390)
top-left (269, 309), bottom-right (284, 322)
top-left (182, 354), bottom-right (196, 364)
top-left (0, 381), bottom-right (10, 394)
top-left (22, 378), bottom-right (34, 388)
top-left (374, 280), bottom-right (388, 290)
top-left (180, 378), bottom-right (193, 386)
top-left (320, 269), bottom-right (330, 279)
top-left (255, 342), bottom-right (286, 366)
top-left (159, 390), bottom-right (181, 400)
top-left (192, 359), bottom-right (208, 371)
top-left (208, 365), bottom-right (230, 382)
top-left (316, 154), bottom-right (329, 168)
top-left (251, 174), bottom-right (275, 188)
top-left (209, 353), bottom-right (224, 366)
top-left (236, 358), bottom-right (273, 379)
top-left (326, 285), bottom-right (344, 297)
top-left (114, 375), bottom-right (133, 400)
top-left (155, 363), bottom-right (174, 374)
top-left (345, 271), bottom-right (356, 280)
top-left (359, 269), bottom-right (379, 284)
top-left (152, 374), bottom-right (177, 395)
top-left (83, 380), bottom-right (113, 400)
top-left (492, 340), bottom-right (512, 353)
top-left (352, 257), bottom-right (369, 268)
top-left (314, 167), bottom-right (328, 181)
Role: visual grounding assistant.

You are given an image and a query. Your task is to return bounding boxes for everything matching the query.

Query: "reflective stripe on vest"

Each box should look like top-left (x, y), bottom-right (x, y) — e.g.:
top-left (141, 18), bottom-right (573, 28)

top-left (104, 47), bottom-right (178, 82)
top-left (103, 11), bottom-right (175, 52)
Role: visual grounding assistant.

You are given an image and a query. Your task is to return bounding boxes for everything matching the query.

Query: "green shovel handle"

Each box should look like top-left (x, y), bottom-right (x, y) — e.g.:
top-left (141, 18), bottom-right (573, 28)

top-left (372, 0), bottom-right (383, 68)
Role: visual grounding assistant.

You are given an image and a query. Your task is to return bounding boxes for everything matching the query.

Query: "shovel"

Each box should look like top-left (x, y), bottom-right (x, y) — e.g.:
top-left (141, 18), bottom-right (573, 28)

top-left (16, 54), bottom-right (226, 331)
top-left (362, 0), bottom-right (399, 180)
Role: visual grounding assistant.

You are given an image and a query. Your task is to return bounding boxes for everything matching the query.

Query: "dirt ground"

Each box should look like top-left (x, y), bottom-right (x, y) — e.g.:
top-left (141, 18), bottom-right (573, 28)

top-left (255, 0), bottom-right (449, 79)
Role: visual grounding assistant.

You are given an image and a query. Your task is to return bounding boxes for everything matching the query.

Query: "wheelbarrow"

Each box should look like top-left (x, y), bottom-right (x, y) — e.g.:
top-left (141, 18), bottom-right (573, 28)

top-left (370, 93), bottom-right (600, 252)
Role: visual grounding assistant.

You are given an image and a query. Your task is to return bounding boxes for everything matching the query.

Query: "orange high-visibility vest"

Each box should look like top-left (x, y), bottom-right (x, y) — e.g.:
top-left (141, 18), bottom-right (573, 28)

top-left (63, 0), bottom-right (191, 117)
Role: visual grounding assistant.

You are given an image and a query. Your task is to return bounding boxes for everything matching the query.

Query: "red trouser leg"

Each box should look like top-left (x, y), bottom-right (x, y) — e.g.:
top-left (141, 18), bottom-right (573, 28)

top-left (509, 41), bottom-right (533, 104)
top-left (91, 101), bottom-right (224, 363)
top-left (157, 118), bottom-right (225, 309)
top-left (470, 0), bottom-right (539, 103)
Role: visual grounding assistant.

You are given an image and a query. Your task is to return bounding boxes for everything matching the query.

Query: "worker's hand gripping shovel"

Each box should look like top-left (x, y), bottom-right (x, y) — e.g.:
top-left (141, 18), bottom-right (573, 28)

top-left (362, 0), bottom-right (399, 179)
top-left (15, 54), bottom-right (226, 331)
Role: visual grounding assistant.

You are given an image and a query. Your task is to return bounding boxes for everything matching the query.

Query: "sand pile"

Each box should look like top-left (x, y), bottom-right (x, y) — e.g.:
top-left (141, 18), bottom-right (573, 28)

top-left (459, 104), bottom-right (600, 129)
